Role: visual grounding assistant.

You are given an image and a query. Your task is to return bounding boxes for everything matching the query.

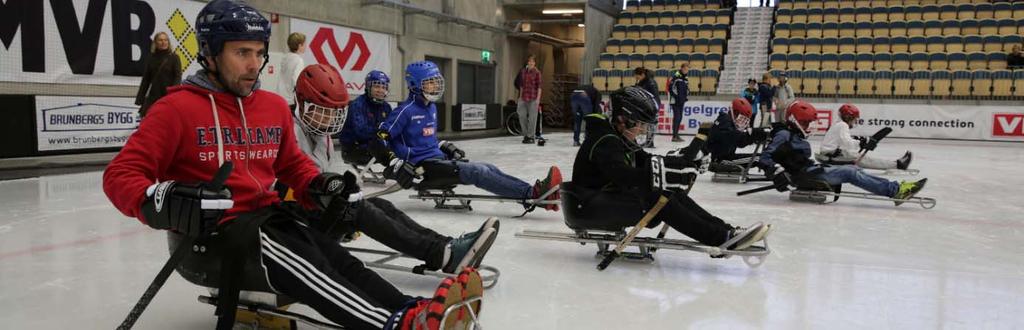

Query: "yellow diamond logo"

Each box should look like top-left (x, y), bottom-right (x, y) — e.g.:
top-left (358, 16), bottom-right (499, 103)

top-left (166, 9), bottom-right (191, 41)
top-left (174, 46), bottom-right (192, 74)
top-left (181, 29), bottom-right (199, 59)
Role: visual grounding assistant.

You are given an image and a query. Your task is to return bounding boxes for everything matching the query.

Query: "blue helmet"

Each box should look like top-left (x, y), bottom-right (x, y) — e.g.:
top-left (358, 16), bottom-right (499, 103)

top-left (195, 0), bottom-right (271, 65)
top-left (364, 70), bottom-right (390, 103)
top-left (404, 61), bottom-right (445, 102)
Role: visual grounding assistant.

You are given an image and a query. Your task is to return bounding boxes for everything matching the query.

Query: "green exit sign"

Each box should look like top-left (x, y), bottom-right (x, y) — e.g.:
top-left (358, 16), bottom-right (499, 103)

top-left (481, 50), bottom-right (492, 63)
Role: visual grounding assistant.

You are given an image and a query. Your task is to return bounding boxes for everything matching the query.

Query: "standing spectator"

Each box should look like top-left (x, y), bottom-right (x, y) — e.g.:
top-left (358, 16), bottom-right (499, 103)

top-left (570, 84), bottom-right (601, 146)
top-left (279, 32), bottom-right (306, 111)
top-left (760, 0), bottom-right (772, 7)
top-left (757, 73), bottom-right (775, 128)
top-left (773, 72), bottom-right (795, 124)
top-left (633, 67), bottom-right (660, 148)
top-left (517, 55), bottom-right (543, 144)
top-left (741, 78), bottom-right (760, 127)
top-left (135, 32), bottom-right (181, 118)
top-left (1008, 45), bottom-right (1024, 69)
top-left (668, 63), bottom-right (690, 142)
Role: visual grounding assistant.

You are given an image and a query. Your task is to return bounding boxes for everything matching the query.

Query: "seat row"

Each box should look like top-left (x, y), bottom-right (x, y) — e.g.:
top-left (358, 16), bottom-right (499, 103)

top-left (777, 0), bottom-right (991, 10)
top-left (769, 52), bottom-right (1014, 72)
top-left (599, 53), bottom-right (724, 70)
top-left (592, 68), bottom-right (721, 94)
top-left (773, 19), bottom-right (1024, 39)
top-left (776, 3), bottom-right (1024, 24)
top-left (617, 10), bottom-right (732, 25)
top-left (771, 35), bottom-right (1023, 55)
top-left (612, 24), bottom-right (730, 40)
top-left (624, 0), bottom-right (725, 12)
top-left (606, 38), bottom-right (727, 54)
top-left (769, 69), bottom-right (1024, 98)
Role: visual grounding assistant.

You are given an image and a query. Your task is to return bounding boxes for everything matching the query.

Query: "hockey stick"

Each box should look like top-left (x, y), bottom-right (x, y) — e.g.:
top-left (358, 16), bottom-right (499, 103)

top-left (118, 162), bottom-right (234, 330)
top-left (650, 176), bottom-right (697, 253)
top-left (736, 182), bottom-right (784, 196)
top-left (597, 193), bottom-right (671, 271)
top-left (740, 136), bottom-right (767, 183)
top-left (854, 127), bottom-right (892, 164)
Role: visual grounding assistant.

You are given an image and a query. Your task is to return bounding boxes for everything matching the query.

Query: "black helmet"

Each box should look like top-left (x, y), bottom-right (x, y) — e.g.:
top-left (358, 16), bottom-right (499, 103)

top-left (610, 86), bottom-right (658, 126)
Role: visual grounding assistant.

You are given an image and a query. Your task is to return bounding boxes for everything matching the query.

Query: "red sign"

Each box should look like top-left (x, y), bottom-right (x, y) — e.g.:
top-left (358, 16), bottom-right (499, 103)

top-left (815, 109), bottom-right (832, 133)
top-left (309, 28), bottom-right (371, 71)
top-left (993, 113), bottom-right (1024, 137)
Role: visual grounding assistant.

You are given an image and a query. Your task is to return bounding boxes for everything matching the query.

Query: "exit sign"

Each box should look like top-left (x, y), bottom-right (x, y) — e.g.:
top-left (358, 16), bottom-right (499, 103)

top-left (481, 50), bottom-right (492, 63)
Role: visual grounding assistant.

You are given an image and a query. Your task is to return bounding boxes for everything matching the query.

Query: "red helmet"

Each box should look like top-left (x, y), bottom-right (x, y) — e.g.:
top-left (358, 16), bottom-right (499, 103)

top-left (839, 103), bottom-right (860, 120)
top-left (731, 98), bottom-right (753, 129)
top-left (786, 100), bottom-right (817, 135)
top-left (295, 64), bottom-right (349, 135)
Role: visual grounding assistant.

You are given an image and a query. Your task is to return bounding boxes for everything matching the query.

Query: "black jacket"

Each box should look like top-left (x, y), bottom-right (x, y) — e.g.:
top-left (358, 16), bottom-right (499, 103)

top-left (635, 76), bottom-right (661, 106)
top-left (573, 114), bottom-right (706, 196)
top-left (669, 74), bottom-right (689, 105)
top-left (708, 112), bottom-right (755, 161)
top-left (136, 49), bottom-right (182, 116)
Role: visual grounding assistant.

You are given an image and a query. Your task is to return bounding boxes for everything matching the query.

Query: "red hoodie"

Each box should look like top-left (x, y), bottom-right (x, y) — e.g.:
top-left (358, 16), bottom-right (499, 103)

top-left (103, 82), bottom-right (320, 224)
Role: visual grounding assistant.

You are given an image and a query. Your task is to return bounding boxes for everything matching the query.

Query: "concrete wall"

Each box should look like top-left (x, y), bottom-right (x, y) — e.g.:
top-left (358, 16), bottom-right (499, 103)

top-left (582, 2), bottom-right (618, 84)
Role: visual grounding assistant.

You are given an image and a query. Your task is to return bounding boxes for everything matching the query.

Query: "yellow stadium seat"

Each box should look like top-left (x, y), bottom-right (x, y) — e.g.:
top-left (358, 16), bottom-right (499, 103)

top-left (932, 70), bottom-right (952, 97)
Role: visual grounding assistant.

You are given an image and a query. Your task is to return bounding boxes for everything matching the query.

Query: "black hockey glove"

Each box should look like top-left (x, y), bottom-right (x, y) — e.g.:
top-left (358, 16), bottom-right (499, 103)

top-left (751, 127), bottom-right (770, 144)
top-left (861, 137), bottom-right (879, 151)
top-left (439, 140), bottom-right (466, 161)
top-left (141, 177), bottom-right (233, 239)
top-left (650, 155), bottom-right (698, 192)
top-left (384, 158), bottom-right (419, 189)
top-left (769, 165), bottom-right (791, 192)
top-left (368, 140), bottom-right (395, 166)
top-left (697, 122), bottom-right (712, 137)
top-left (308, 172), bottom-right (362, 221)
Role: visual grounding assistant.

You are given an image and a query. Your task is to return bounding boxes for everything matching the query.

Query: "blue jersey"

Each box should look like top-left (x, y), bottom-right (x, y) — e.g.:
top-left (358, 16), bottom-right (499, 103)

top-left (758, 128), bottom-right (821, 174)
top-left (337, 95), bottom-right (391, 146)
top-left (379, 96), bottom-right (445, 164)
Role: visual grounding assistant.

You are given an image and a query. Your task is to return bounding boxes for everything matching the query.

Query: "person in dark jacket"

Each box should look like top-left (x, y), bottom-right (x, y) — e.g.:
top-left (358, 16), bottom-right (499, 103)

top-left (756, 73), bottom-right (775, 128)
top-left (567, 87), bottom-right (771, 251)
top-left (135, 31), bottom-right (182, 117)
top-left (707, 98), bottom-right (769, 173)
top-left (336, 70), bottom-right (392, 166)
top-left (668, 64), bottom-right (690, 142)
top-left (570, 84), bottom-right (601, 146)
top-left (633, 67), bottom-right (660, 148)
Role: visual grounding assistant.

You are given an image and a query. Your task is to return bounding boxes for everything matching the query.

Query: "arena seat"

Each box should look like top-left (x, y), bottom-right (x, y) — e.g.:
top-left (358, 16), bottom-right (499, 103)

top-left (874, 70), bottom-right (894, 96)
top-left (931, 70), bottom-right (952, 97)
top-left (991, 70), bottom-right (1013, 97)
top-left (856, 70), bottom-right (876, 96)
top-left (820, 70), bottom-right (839, 95)
top-left (951, 70), bottom-right (973, 97)
top-left (972, 70), bottom-right (993, 97)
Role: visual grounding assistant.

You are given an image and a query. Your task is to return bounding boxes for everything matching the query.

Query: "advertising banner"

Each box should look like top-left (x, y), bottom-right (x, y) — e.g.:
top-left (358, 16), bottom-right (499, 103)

top-left (290, 18), bottom-right (393, 96)
top-left (36, 96), bottom-right (139, 151)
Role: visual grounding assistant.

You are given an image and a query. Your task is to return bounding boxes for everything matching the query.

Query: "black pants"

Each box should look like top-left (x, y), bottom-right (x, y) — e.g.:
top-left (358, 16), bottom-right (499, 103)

top-left (341, 144), bottom-right (374, 166)
top-left (175, 206), bottom-right (411, 330)
top-left (354, 198), bottom-right (450, 269)
top-left (574, 191), bottom-right (733, 246)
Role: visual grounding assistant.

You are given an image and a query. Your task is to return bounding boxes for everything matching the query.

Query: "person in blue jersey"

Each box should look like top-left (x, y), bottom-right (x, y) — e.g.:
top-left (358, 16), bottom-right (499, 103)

top-left (336, 70), bottom-right (393, 166)
top-left (375, 61), bottom-right (562, 211)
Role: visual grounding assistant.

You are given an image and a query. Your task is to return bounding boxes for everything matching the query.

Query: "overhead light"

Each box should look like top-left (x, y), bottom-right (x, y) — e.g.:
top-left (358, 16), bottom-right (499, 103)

top-left (577, 23), bottom-right (585, 27)
top-left (542, 9), bottom-right (583, 15)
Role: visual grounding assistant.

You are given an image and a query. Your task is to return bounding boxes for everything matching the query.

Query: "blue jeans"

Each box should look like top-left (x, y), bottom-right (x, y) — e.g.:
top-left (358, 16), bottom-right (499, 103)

top-left (571, 92), bottom-right (592, 143)
top-left (671, 103), bottom-right (685, 136)
top-left (455, 161), bottom-right (533, 199)
top-left (817, 165), bottom-right (898, 197)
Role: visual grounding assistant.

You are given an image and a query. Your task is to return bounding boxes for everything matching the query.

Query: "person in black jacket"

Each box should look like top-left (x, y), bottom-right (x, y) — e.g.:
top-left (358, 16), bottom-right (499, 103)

top-left (567, 87), bottom-right (771, 250)
top-left (135, 31), bottom-right (182, 117)
top-left (707, 98), bottom-right (770, 173)
top-left (570, 84), bottom-right (601, 146)
top-left (668, 64), bottom-right (690, 142)
top-left (634, 67), bottom-right (660, 148)
top-left (756, 73), bottom-right (775, 128)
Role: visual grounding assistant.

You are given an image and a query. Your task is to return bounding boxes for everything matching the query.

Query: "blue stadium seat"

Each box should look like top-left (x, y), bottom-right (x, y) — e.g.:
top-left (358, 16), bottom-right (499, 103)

top-left (856, 53), bottom-right (874, 71)
top-left (606, 39), bottom-right (622, 53)
top-left (787, 53), bottom-right (805, 70)
top-left (967, 52), bottom-right (987, 70)
top-left (932, 70), bottom-right (952, 97)
top-left (972, 70), bottom-right (993, 97)
top-left (988, 52), bottom-right (1008, 70)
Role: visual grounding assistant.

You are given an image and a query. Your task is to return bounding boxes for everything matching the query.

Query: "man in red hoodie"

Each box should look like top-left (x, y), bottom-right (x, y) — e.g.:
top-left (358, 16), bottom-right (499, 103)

top-left (103, 1), bottom-right (477, 329)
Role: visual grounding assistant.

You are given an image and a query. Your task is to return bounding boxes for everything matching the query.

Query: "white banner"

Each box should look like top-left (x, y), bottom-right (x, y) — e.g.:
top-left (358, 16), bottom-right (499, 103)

top-left (460, 104), bottom-right (487, 130)
top-left (650, 98), bottom-right (1024, 141)
top-left (36, 96), bottom-right (139, 151)
top-left (290, 18), bottom-right (393, 96)
top-left (1, 0), bottom-right (206, 86)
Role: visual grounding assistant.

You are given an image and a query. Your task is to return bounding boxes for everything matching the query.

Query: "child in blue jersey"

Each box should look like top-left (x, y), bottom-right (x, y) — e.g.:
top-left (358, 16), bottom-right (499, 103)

top-left (376, 61), bottom-right (562, 211)
top-left (336, 70), bottom-right (392, 166)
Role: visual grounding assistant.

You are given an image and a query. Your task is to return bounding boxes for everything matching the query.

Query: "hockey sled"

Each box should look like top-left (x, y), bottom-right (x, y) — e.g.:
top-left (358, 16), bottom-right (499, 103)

top-left (411, 186), bottom-right (559, 214)
top-left (351, 163), bottom-right (387, 184)
top-left (347, 246), bottom-right (501, 289)
top-left (787, 180), bottom-right (936, 209)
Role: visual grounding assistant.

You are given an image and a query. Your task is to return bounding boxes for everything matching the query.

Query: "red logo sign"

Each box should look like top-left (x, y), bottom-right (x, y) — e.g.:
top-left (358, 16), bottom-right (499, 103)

top-left (993, 113), bottom-right (1024, 137)
top-left (309, 28), bottom-right (371, 71)
top-left (814, 109), bottom-right (832, 133)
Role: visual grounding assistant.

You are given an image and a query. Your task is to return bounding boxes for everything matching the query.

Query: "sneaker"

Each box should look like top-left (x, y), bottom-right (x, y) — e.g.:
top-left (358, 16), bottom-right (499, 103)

top-left (522, 137), bottom-right (534, 144)
top-left (536, 137), bottom-right (546, 146)
top-left (454, 267), bottom-right (484, 329)
top-left (894, 178), bottom-right (927, 206)
top-left (442, 219), bottom-right (499, 273)
top-left (896, 151), bottom-right (912, 170)
top-left (531, 166), bottom-right (563, 211)
top-left (671, 136), bottom-right (684, 142)
top-left (573, 141), bottom-right (581, 147)
top-left (395, 277), bottom-right (464, 330)
top-left (721, 222), bottom-right (771, 251)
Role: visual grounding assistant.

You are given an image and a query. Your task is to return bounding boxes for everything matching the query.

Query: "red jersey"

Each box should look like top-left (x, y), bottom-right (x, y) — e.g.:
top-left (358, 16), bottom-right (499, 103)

top-left (103, 78), bottom-right (320, 224)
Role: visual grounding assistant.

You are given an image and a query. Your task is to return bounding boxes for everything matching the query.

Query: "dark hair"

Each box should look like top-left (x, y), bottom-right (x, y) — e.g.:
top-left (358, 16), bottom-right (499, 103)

top-left (633, 67), bottom-right (648, 76)
top-left (748, 79), bottom-right (757, 84)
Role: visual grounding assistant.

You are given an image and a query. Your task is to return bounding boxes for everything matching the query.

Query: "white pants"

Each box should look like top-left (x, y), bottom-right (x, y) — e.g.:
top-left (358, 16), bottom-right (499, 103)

top-left (815, 149), bottom-right (897, 170)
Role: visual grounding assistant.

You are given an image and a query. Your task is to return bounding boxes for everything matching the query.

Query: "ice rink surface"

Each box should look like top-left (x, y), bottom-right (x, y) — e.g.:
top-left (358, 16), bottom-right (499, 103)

top-left (1, 133), bottom-right (1022, 329)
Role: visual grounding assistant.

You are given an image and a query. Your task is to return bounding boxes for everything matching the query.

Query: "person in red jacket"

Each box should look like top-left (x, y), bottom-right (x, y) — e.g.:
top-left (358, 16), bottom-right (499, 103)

top-left (102, 1), bottom-right (480, 329)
